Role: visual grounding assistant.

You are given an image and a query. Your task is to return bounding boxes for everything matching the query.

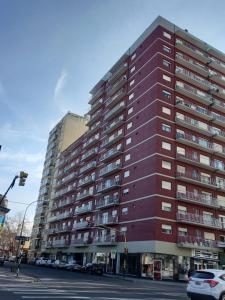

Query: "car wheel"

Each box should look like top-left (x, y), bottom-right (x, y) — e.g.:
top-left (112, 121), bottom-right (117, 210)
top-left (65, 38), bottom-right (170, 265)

top-left (220, 294), bottom-right (225, 300)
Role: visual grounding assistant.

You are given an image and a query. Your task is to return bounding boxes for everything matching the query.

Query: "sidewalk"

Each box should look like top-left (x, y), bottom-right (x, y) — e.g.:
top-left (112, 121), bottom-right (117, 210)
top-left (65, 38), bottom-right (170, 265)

top-left (0, 266), bottom-right (38, 283)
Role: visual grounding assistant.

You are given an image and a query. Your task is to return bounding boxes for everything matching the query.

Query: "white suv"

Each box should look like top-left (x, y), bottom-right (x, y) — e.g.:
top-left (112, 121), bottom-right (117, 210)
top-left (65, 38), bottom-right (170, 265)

top-left (187, 269), bottom-right (225, 300)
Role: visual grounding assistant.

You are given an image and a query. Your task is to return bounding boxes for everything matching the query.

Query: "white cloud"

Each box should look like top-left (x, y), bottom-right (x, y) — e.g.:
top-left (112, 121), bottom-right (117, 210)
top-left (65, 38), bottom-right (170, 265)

top-left (54, 69), bottom-right (68, 98)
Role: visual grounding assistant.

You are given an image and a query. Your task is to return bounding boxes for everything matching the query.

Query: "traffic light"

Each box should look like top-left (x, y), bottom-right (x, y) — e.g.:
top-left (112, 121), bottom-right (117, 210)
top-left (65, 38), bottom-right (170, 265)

top-left (19, 171), bottom-right (28, 186)
top-left (124, 247), bottom-right (128, 255)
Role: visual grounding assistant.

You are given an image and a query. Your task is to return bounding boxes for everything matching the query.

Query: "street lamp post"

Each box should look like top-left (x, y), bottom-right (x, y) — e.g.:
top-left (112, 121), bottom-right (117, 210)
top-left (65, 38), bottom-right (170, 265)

top-left (16, 200), bottom-right (37, 277)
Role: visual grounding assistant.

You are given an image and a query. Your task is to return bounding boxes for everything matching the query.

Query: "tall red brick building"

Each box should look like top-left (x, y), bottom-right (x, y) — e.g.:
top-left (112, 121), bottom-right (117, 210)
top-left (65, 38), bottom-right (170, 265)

top-left (43, 16), bottom-right (225, 280)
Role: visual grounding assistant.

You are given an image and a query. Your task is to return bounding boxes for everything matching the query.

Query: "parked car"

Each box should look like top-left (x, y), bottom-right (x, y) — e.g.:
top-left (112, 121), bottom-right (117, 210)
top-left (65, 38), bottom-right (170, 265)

top-left (187, 269), bottom-right (225, 300)
top-left (35, 257), bottom-right (48, 266)
top-left (81, 263), bottom-right (103, 275)
top-left (9, 256), bottom-right (16, 262)
top-left (51, 260), bottom-right (67, 269)
top-left (64, 261), bottom-right (77, 270)
top-left (45, 259), bottom-right (55, 267)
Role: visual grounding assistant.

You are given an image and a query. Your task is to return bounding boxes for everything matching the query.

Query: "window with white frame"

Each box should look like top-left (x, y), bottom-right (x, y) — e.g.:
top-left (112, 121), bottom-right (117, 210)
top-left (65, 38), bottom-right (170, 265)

top-left (162, 106), bottom-right (171, 115)
top-left (161, 224), bottom-right (172, 234)
top-left (177, 146), bottom-right (185, 155)
top-left (125, 154), bottom-right (131, 161)
top-left (122, 207), bottom-right (128, 215)
top-left (127, 122), bottom-right (133, 129)
top-left (124, 170), bottom-right (130, 178)
top-left (130, 79), bottom-right (135, 86)
top-left (162, 141), bottom-right (171, 150)
top-left (126, 137), bottom-right (132, 145)
top-left (128, 107), bottom-right (133, 115)
top-left (162, 160), bottom-right (171, 170)
top-left (163, 60), bottom-right (171, 69)
top-left (162, 123), bottom-right (171, 132)
top-left (123, 188), bottom-right (129, 195)
top-left (163, 74), bottom-right (171, 82)
top-left (177, 184), bottom-right (186, 193)
top-left (163, 45), bottom-right (171, 53)
top-left (129, 93), bottom-right (134, 100)
top-left (162, 180), bottom-right (171, 190)
top-left (162, 202), bottom-right (171, 212)
top-left (130, 66), bottom-right (135, 73)
top-left (163, 31), bottom-right (172, 39)
top-left (131, 53), bottom-right (136, 60)
top-left (178, 227), bottom-right (187, 236)
top-left (162, 90), bottom-right (171, 99)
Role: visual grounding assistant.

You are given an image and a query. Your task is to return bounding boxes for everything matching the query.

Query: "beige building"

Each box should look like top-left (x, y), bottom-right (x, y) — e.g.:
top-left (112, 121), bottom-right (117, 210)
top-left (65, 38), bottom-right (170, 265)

top-left (29, 112), bottom-right (87, 258)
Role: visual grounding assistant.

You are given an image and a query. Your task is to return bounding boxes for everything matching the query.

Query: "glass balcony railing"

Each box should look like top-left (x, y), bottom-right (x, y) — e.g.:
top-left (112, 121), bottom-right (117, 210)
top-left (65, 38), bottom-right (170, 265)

top-left (89, 98), bottom-right (103, 113)
top-left (101, 131), bottom-right (123, 148)
top-left (70, 238), bottom-right (90, 246)
top-left (176, 152), bottom-right (217, 171)
top-left (96, 195), bottom-right (119, 209)
top-left (108, 62), bottom-right (128, 83)
top-left (99, 162), bottom-right (122, 177)
top-left (79, 161), bottom-right (97, 174)
top-left (76, 190), bottom-right (94, 201)
top-left (89, 86), bottom-right (104, 104)
top-left (97, 179), bottom-right (121, 193)
top-left (177, 212), bottom-right (222, 229)
top-left (100, 146), bottom-right (123, 162)
top-left (87, 109), bottom-right (102, 126)
top-left (78, 175), bottom-right (95, 187)
top-left (104, 115), bottom-right (124, 134)
top-left (74, 204), bottom-right (92, 215)
top-left (83, 135), bottom-right (100, 149)
top-left (48, 211), bottom-right (73, 222)
top-left (81, 147), bottom-right (98, 161)
top-left (73, 221), bottom-right (89, 230)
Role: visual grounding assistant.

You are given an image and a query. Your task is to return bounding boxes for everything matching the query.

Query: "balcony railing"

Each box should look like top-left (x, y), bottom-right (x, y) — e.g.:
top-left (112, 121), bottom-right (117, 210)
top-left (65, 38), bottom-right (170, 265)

top-left (107, 76), bottom-right (127, 97)
top-left (89, 98), bottom-right (103, 113)
top-left (83, 135), bottom-right (99, 149)
top-left (70, 238), bottom-right (90, 246)
top-left (79, 161), bottom-right (97, 174)
top-left (177, 235), bottom-right (218, 249)
top-left (101, 131), bottom-right (123, 148)
top-left (95, 215), bottom-right (118, 226)
top-left (48, 211), bottom-right (73, 222)
top-left (78, 175), bottom-right (95, 187)
top-left (104, 115), bottom-right (125, 134)
top-left (74, 204), bottom-right (92, 215)
top-left (176, 212), bottom-right (222, 229)
top-left (87, 109), bottom-right (102, 126)
top-left (89, 86), bottom-right (104, 104)
top-left (76, 190), bottom-right (94, 201)
top-left (105, 88), bottom-right (126, 108)
top-left (104, 101), bottom-right (126, 121)
top-left (208, 56), bottom-right (225, 73)
top-left (96, 195), bottom-right (119, 209)
top-left (176, 152), bottom-right (216, 171)
top-left (46, 240), bottom-right (70, 248)
top-left (176, 66), bottom-right (209, 90)
top-left (73, 221), bottom-right (89, 230)
top-left (97, 179), bottom-right (121, 193)
top-left (176, 171), bottom-right (218, 189)
top-left (47, 225), bottom-right (72, 234)
top-left (52, 199), bottom-right (74, 210)
top-left (81, 147), bottom-right (98, 161)
top-left (212, 99), bottom-right (225, 114)
top-left (176, 133), bottom-right (214, 153)
top-left (176, 191), bottom-right (219, 208)
top-left (175, 99), bottom-right (212, 121)
top-left (108, 62), bottom-right (128, 83)
top-left (86, 121), bottom-right (101, 137)
top-left (93, 235), bottom-right (117, 245)
top-left (100, 146), bottom-right (123, 162)
top-left (99, 162), bottom-right (122, 177)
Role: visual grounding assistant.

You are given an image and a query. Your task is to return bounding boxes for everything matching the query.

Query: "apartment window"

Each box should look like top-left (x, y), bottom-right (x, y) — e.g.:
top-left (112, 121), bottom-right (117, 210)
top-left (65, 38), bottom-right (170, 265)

top-left (162, 123), bottom-right (171, 133)
top-left (163, 60), bottom-right (171, 69)
top-left (130, 79), bottom-right (135, 86)
top-left (204, 232), bottom-right (215, 240)
top-left (130, 66), bottom-right (135, 73)
top-left (122, 207), bottom-right (128, 215)
top-left (124, 170), bottom-right (130, 178)
top-left (127, 122), bottom-right (133, 129)
top-left (128, 107), bottom-right (133, 115)
top-left (162, 202), bottom-right (171, 212)
top-left (163, 74), bottom-right (171, 82)
top-left (178, 205), bottom-right (187, 213)
top-left (162, 106), bottom-right (171, 115)
top-left (126, 137), bottom-right (131, 145)
top-left (131, 53), bottom-right (136, 60)
top-left (121, 226), bottom-right (127, 233)
top-left (162, 180), bottom-right (171, 190)
top-left (177, 146), bottom-right (185, 155)
top-left (125, 154), bottom-right (131, 161)
top-left (162, 90), bottom-right (171, 99)
top-left (178, 227), bottom-right (187, 236)
top-left (163, 45), bottom-right (171, 53)
top-left (162, 160), bottom-right (171, 170)
top-left (161, 224), bottom-right (172, 234)
top-left (129, 93), bottom-right (134, 100)
top-left (177, 165), bottom-right (185, 174)
top-left (177, 184), bottom-right (186, 194)
top-left (162, 141), bottom-right (171, 151)
top-left (123, 188), bottom-right (129, 195)
top-left (200, 154), bottom-right (210, 166)
top-left (163, 31), bottom-right (172, 39)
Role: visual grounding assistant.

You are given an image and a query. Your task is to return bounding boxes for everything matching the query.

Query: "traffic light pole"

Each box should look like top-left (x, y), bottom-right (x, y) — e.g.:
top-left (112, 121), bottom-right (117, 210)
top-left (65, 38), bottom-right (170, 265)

top-left (0, 175), bottom-right (19, 206)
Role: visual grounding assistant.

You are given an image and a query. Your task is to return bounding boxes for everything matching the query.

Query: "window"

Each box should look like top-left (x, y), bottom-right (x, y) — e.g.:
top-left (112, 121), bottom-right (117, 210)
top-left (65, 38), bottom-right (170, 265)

top-left (162, 202), bottom-right (171, 212)
top-left (129, 93), bottom-right (134, 100)
top-left (125, 154), bottom-right (131, 161)
top-left (162, 224), bottom-right (172, 234)
top-left (177, 184), bottom-right (186, 193)
top-left (130, 79), bottom-right (135, 86)
top-left (121, 226), bottom-right (127, 233)
top-left (178, 227), bottom-right (187, 236)
top-left (162, 141), bottom-right (171, 150)
top-left (131, 53), bottom-right (136, 60)
top-left (127, 122), bottom-right (133, 129)
top-left (177, 146), bottom-right (185, 155)
top-left (163, 45), bottom-right (171, 53)
top-left (162, 107), bottom-right (171, 115)
top-left (162, 90), bottom-right (171, 99)
top-left (162, 160), bottom-right (171, 170)
top-left (122, 207), bottom-right (128, 215)
top-left (128, 107), bottom-right (133, 115)
top-left (163, 60), bottom-right (171, 69)
top-left (162, 123), bottom-right (171, 132)
top-left (123, 188), bottom-right (129, 195)
top-left (177, 165), bottom-right (185, 174)
top-left (200, 154), bottom-right (210, 166)
top-left (163, 31), bottom-right (171, 39)
top-left (204, 232), bottom-right (215, 240)
top-left (126, 137), bottom-right (131, 145)
top-left (163, 74), bottom-right (171, 82)
top-left (162, 180), bottom-right (171, 190)
top-left (130, 66), bottom-right (135, 73)
top-left (124, 170), bottom-right (130, 178)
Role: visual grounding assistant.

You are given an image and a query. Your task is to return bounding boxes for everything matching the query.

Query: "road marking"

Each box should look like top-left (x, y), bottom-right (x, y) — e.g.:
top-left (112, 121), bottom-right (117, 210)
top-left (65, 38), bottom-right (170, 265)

top-left (22, 297), bottom-right (90, 299)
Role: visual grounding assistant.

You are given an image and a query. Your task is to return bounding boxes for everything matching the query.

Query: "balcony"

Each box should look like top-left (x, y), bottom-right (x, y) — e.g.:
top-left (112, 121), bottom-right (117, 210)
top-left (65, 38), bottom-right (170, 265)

top-left (176, 66), bottom-right (209, 91)
top-left (89, 86), bottom-right (104, 104)
top-left (70, 238), bottom-right (90, 247)
top-left (176, 191), bottom-right (219, 209)
top-left (52, 199), bottom-right (74, 210)
top-left (208, 57), bottom-right (225, 74)
top-left (212, 113), bottom-right (225, 127)
top-left (175, 82), bottom-right (212, 105)
top-left (104, 101), bottom-right (126, 121)
top-left (176, 212), bottom-right (222, 229)
top-left (48, 211), bottom-right (73, 222)
top-left (176, 171), bottom-right (218, 189)
top-left (78, 175), bottom-right (95, 187)
top-left (96, 195), bottom-right (119, 209)
top-left (101, 131), bottom-right (123, 148)
top-left (175, 52), bottom-right (209, 77)
top-left (213, 130), bottom-right (225, 143)
top-left (76, 190), bottom-right (94, 201)
top-left (100, 146), bottom-right (123, 162)
top-left (89, 98), bottom-right (103, 114)
top-left (97, 179), bottom-right (121, 193)
top-left (86, 121), bottom-right (101, 138)
top-left (83, 135), bottom-right (100, 149)
top-left (79, 161), bottom-right (97, 174)
top-left (210, 72), bottom-right (225, 87)
top-left (105, 88), bottom-right (127, 109)
top-left (47, 225), bottom-right (72, 234)
top-left (177, 235), bottom-right (218, 250)
top-left (104, 115), bottom-right (125, 135)
top-left (73, 221), bottom-right (89, 230)
top-left (175, 116), bottom-right (213, 137)
top-left (93, 235), bottom-right (117, 245)
top-left (175, 99), bottom-right (212, 121)
top-left (176, 153), bottom-right (217, 172)
top-left (107, 76), bottom-right (127, 97)
top-left (175, 38), bottom-right (210, 64)
top-left (47, 240), bottom-right (70, 248)
top-left (108, 62), bottom-right (128, 84)
top-left (87, 109), bottom-right (102, 126)
top-left (99, 162), bottom-right (122, 177)
top-left (176, 133), bottom-right (214, 153)
top-left (81, 147), bottom-right (98, 162)
top-left (212, 99), bottom-right (225, 114)
top-left (74, 204), bottom-right (92, 215)
top-left (95, 215), bottom-right (119, 226)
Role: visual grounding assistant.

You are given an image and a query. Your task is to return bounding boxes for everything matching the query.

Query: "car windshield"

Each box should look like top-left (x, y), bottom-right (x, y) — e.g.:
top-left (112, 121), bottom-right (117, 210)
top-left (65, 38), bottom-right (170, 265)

top-left (192, 271), bottom-right (215, 279)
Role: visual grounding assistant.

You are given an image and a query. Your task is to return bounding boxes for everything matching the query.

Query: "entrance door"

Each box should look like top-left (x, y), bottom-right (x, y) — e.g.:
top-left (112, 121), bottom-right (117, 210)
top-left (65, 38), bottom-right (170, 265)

top-left (153, 260), bottom-right (162, 280)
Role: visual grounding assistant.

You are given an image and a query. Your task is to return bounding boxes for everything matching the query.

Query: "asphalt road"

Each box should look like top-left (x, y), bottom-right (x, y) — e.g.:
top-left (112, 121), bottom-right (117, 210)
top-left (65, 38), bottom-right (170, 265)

top-left (0, 263), bottom-right (189, 300)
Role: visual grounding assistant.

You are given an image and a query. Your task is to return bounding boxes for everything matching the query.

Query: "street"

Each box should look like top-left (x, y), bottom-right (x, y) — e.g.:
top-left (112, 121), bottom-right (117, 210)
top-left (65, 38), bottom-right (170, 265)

top-left (0, 263), bottom-right (189, 300)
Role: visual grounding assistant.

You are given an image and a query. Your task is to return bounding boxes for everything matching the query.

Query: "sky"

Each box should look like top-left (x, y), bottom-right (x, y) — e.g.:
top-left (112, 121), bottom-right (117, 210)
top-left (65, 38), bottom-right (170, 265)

top-left (1, 0), bottom-right (225, 230)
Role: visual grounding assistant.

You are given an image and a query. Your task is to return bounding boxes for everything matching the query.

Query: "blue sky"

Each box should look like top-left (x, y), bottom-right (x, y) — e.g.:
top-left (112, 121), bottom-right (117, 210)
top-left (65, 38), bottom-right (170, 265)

top-left (1, 0), bottom-right (225, 229)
